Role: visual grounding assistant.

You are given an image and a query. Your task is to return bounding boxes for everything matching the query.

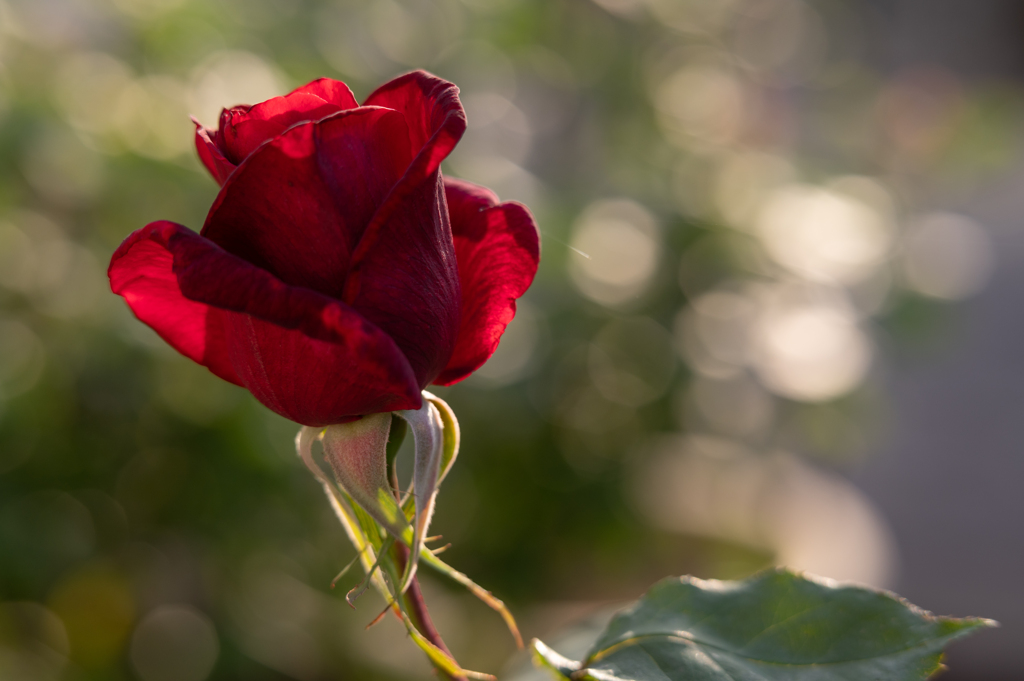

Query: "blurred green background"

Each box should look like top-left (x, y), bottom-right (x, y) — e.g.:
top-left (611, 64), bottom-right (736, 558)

top-left (0, 0), bottom-right (1022, 679)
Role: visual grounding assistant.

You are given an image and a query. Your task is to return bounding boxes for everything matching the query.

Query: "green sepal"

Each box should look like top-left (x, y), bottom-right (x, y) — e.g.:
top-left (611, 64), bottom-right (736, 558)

top-left (426, 391), bottom-right (460, 485)
top-left (385, 414), bottom-right (408, 473)
top-left (400, 392), bottom-right (460, 519)
top-left (395, 398), bottom-right (446, 592)
top-left (321, 415), bottom-right (412, 543)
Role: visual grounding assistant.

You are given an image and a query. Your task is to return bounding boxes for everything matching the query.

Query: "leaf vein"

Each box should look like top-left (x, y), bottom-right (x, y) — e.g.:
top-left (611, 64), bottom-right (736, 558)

top-left (589, 631), bottom-right (957, 669)
top-left (737, 601), bottom-right (833, 650)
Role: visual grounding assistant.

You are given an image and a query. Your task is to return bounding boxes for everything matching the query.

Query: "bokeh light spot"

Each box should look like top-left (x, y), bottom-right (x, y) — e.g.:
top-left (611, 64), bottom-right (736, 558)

top-left (903, 211), bottom-right (993, 300)
top-left (53, 51), bottom-right (133, 139)
top-left (130, 605), bottom-right (219, 681)
top-left (755, 183), bottom-right (892, 285)
top-left (753, 291), bottom-right (871, 402)
top-left (21, 125), bottom-right (105, 205)
top-left (569, 199), bottom-right (659, 307)
top-left (686, 373), bottom-right (775, 440)
top-left (48, 565), bottom-right (134, 668)
top-left (0, 320), bottom-right (45, 400)
top-left (0, 601), bottom-right (70, 681)
top-left (654, 65), bottom-right (746, 150)
top-left (633, 437), bottom-right (897, 588)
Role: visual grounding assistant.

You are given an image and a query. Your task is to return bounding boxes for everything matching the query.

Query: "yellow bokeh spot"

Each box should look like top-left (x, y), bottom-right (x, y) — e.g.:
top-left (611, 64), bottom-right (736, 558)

top-left (48, 565), bottom-right (135, 668)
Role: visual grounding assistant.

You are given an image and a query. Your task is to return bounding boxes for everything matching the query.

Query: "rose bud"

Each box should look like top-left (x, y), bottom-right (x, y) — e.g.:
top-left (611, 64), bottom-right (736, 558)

top-left (111, 74), bottom-right (534, 665)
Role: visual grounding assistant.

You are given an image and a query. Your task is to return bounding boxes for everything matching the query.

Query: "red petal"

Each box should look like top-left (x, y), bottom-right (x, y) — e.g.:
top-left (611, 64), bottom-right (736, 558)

top-left (362, 70), bottom-right (467, 183)
top-left (433, 178), bottom-right (541, 386)
top-left (193, 117), bottom-right (236, 186)
top-left (343, 72), bottom-right (468, 385)
top-left (202, 106), bottom-right (413, 300)
top-left (291, 78), bottom-right (360, 109)
top-left (213, 307), bottom-right (421, 426)
top-left (109, 221), bottom-right (421, 426)
top-left (220, 78), bottom-right (359, 164)
top-left (109, 221), bottom-right (239, 385)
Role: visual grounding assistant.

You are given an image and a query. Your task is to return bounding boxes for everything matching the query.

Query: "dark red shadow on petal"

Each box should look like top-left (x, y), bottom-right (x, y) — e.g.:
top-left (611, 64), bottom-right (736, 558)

top-left (349, 173), bottom-right (461, 387)
top-left (202, 107), bottom-right (413, 300)
top-left (109, 221), bottom-right (421, 426)
top-left (343, 71), bottom-right (468, 386)
top-left (433, 178), bottom-right (540, 386)
top-left (348, 71), bottom-right (467, 273)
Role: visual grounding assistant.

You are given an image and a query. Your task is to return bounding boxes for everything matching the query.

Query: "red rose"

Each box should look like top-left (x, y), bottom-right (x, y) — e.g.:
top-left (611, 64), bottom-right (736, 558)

top-left (109, 71), bottom-right (540, 426)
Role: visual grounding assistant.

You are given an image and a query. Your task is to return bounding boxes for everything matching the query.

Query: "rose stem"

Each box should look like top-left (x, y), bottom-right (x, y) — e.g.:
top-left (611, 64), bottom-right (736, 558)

top-left (394, 542), bottom-right (468, 681)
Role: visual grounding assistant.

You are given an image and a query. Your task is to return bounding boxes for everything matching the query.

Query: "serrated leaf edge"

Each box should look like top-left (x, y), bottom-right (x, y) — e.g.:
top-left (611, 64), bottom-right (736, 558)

top-left (590, 568), bottom-right (997, 659)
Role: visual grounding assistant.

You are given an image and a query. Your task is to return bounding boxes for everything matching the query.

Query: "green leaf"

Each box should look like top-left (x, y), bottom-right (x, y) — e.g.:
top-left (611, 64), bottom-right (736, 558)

top-left (533, 568), bottom-right (995, 681)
